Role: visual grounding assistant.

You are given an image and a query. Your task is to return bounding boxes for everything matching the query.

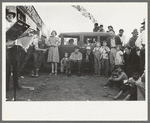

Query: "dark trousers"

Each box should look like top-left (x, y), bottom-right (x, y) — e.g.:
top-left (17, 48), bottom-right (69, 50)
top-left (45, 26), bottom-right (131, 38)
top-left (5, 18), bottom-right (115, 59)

top-left (70, 60), bottom-right (82, 73)
top-left (6, 46), bottom-right (20, 91)
top-left (126, 65), bottom-right (132, 78)
top-left (6, 48), bottom-right (11, 91)
top-left (82, 61), bottom-right (94, 75)
top-left (34, 51), bottom-right (45, 70)
top-left (101, 59), bottom-right (109, 77)
top-left (19, 51), bottom-right (33, 73)
top-left (107, 80), bottom-right (123, 88)
top-left (140, 49), bottom-right (145, 76)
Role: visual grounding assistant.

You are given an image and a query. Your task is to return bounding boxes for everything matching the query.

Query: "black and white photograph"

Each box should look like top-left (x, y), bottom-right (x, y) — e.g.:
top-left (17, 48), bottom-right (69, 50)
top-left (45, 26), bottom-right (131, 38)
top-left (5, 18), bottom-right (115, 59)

top-left (2, 2), bottom-right (148, 121)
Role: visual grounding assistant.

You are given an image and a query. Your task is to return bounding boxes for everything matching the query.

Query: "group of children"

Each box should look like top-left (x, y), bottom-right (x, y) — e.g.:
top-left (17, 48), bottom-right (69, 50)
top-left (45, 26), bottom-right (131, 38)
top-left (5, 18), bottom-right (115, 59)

top-left (60, 40), bottom-right (124, 77)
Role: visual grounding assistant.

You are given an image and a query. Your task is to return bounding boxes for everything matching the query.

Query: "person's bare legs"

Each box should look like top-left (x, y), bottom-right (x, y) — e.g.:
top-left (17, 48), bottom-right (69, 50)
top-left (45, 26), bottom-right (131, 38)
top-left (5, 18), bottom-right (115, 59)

top-left (113, 90), bottom-right (123, 100)
top-left (54, 63), bottom-right (58, 75)
top-left (123, 94), bottom-right (131, 101)
top-left (51, 63), bottom-right (54, 73)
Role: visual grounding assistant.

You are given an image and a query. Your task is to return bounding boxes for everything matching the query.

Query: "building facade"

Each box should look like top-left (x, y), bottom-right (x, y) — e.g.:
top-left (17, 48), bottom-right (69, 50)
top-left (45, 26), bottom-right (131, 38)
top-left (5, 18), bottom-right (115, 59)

top-left (6, 5), bottom-right (48, 39)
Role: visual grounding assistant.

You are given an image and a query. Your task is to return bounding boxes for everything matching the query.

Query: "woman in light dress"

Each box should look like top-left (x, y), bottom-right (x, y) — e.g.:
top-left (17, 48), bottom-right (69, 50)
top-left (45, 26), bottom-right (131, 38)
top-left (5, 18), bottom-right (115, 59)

top-left (46, 30), bottom-right (60, 75)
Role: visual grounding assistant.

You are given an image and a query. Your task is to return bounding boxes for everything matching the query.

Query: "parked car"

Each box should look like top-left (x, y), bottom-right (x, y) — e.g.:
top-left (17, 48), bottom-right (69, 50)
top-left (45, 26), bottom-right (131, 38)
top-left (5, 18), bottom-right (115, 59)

top-left (58, 32), bottom-right (111, 60)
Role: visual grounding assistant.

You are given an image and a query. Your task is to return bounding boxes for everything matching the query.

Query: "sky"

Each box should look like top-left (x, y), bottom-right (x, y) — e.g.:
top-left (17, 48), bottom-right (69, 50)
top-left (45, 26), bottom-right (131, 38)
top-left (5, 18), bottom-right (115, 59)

top-left (34, 3), bottom-right (147, 41)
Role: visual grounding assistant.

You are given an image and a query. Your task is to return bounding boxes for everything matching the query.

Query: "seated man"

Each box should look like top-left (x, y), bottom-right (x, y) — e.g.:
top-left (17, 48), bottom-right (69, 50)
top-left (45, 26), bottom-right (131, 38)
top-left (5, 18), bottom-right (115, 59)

top-left (113, 68), bottom-right (141, 101)
top-left (102, 66), bottom-right (128, 88)
top-left (69, 45), bottom-right (83, 76)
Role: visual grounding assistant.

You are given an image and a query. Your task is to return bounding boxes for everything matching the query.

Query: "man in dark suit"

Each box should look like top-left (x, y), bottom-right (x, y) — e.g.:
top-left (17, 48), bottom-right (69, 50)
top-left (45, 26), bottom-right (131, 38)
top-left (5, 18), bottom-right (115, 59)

top-left (124, 47), bottom-right (140, 78)
top-left (6, 8), bottom-right (23, 91)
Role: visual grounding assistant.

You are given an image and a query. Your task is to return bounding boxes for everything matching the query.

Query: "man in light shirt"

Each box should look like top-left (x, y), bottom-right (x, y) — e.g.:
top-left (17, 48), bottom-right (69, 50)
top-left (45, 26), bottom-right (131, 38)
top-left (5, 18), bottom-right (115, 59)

top-left (107, 30), bottom-right (122, 73)
top-left (118, 29), bottom-right (126, 47)
top-left (136, 20), bottom-right (146, 75)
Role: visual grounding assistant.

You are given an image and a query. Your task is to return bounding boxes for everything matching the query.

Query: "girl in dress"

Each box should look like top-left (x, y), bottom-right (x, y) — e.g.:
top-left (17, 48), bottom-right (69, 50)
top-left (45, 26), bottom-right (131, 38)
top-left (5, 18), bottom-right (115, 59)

top-left (46, 30), bottom-right (60, 75)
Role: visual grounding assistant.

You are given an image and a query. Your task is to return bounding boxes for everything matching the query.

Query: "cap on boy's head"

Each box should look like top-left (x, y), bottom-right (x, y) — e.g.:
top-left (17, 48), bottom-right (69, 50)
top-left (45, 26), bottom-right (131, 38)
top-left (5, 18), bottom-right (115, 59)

top-left (103, 40), bottom-right (107, 43)
top-left (125, 46), bottom-right (131, 50)
top-left (74, 45), bottom-right (80, 49)
top-left (86, 46), bottom-right (91, 50)
top-left (119, 29), bottom-right (124, 32)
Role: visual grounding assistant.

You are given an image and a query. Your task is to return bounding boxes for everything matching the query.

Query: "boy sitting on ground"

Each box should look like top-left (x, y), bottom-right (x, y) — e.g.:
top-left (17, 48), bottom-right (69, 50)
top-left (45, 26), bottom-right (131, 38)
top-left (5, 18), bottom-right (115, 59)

top-left (102, 66), bottom-right (128, 88)
top-left (60, 52), bottom-right (71, 76)
top-left (113, 68), bottom-right (141, 100)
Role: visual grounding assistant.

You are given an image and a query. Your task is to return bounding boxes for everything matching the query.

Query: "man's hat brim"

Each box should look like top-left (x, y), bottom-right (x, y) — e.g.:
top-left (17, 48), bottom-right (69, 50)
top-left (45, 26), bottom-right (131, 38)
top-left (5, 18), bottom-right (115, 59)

top-left (141, 22), bottom-right (145, 25)
top-left (7, 12), bottom-right (16, 18)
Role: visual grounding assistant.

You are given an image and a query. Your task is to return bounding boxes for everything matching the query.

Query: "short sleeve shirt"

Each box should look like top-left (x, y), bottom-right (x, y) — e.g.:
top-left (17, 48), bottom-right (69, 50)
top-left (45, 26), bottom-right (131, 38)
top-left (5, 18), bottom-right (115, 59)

top-left (100, 46), bottom-right (110, 59)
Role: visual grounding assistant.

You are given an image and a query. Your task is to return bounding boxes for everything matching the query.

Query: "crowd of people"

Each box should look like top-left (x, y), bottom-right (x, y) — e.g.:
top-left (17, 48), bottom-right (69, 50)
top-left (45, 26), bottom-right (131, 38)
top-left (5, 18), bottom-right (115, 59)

top-left (6, 8), bottom-right (146, 101)
top-left (92, 23), bottom-right (145, 100)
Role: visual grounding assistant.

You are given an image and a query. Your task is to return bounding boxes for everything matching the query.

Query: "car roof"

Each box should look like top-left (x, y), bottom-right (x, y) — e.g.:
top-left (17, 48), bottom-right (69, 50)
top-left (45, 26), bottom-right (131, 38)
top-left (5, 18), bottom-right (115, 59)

top-left (59, 32), bottom-right (111, 37)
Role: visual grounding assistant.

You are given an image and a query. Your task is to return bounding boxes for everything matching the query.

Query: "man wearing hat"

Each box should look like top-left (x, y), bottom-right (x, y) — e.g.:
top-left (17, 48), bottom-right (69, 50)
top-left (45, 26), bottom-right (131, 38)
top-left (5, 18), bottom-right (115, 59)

top-left (106, 25), bottom-right (113, 32)
top-left (6, 8), bottom-right (16, 31)
top-left (69, 45), bottom-right (83, 76)
top-left (127, 29), bottom-right (139, 48)
top-left (6, 7), bottom-right (23, 91)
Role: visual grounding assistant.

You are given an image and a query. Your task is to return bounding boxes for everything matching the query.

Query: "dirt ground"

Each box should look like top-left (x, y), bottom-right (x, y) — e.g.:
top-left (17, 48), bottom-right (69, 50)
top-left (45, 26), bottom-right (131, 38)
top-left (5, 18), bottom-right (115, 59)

top-left (6, 71), bottom-right (124, 101)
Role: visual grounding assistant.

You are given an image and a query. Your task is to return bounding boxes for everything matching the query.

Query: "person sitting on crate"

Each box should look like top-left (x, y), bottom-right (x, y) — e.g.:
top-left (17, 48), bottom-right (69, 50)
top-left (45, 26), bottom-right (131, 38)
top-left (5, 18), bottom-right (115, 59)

top-left (60, 52), bottom-right (71, 76)
top-left (69, 45), bottom-right (83, 76)
top-left (102, 66), bottom-right (128, 88)
top-left (82, 45), bottom-right (94, 76)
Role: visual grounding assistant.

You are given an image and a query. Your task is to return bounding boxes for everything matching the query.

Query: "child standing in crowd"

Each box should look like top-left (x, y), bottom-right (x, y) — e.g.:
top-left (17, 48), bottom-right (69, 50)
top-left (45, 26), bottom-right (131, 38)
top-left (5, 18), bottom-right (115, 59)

top-left (103, 66), bottom-right (128, 88)
top-left (46, 30), bottom-right (60, 75)
top-left (82, 46), bottom-right (94, 76)
top-left (115, 45), bottom-right (124, 69)
top-left (93, 42), bottom-right (102, 76)
top-left (60, 52), bottom-right (70, 76)
top-left (100, 40), bottom-right (110, 77)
